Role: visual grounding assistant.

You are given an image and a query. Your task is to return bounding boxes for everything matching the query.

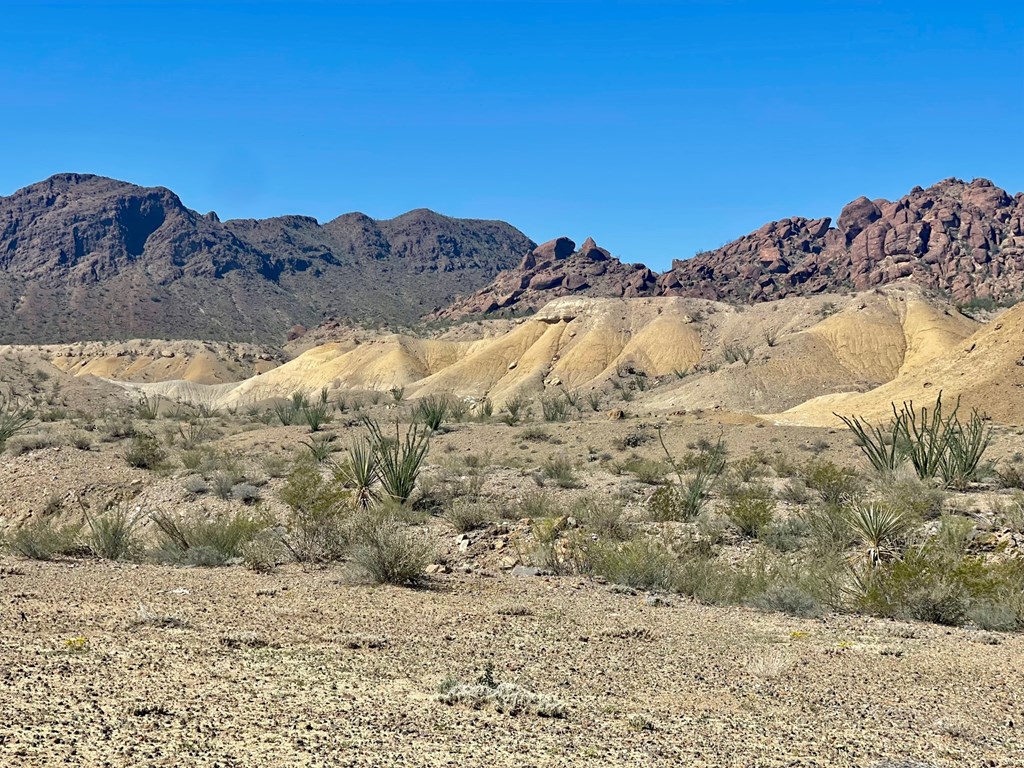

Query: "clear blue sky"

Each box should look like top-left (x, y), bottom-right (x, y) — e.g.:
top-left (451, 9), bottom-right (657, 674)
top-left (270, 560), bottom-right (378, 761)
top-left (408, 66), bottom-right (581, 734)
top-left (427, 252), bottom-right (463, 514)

top-left (2, 1), bottom-right (1021, 270)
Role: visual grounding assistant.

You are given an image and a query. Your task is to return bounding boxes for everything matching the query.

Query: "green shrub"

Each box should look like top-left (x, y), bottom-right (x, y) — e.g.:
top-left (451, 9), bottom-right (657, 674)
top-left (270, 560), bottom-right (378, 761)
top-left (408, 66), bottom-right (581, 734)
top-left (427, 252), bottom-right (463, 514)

top-left (85, 504), bottom-right (144, 561)
top-left (573, 497), bottom-right (632, 541)
top-left (721, 483), bottom-right (775, 537)
top-left (541, 455), bottom-right (579, 488)
top-left (9, 518), bottom-right (82, 560)
top-left (588, 538), bottom-right (679, 591)
top-left (802, 459), bottom-right (861, 504)
top-left (444, 499), bottom-right (492, 532)
top-left (125, 432), bottom-right (167, 469)
top-left (279, 459), bottom-right (351, 564)
top-left (348, 512), bottom-right (435, 586)
top-left (151, 509), bottom-right (269, 566)
top-left (751, 583), bottom-right (822, 618)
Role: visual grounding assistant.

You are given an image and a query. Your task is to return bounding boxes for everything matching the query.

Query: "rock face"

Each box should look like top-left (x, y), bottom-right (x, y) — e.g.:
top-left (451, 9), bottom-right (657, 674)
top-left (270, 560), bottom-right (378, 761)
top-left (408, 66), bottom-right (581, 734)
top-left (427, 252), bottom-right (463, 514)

top-left (0, 174), bottom-right (534, 342)
top-left (657, 178), bottom-right (1024, 303)
top-left (432, 236), bottom-right (659, 320)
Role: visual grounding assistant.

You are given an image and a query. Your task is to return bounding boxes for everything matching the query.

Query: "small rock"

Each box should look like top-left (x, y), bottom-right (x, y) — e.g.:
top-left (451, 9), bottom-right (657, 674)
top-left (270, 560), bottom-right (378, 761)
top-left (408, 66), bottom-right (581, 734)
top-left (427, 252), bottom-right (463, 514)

top-left (511, 565), bottom-right (545, 578)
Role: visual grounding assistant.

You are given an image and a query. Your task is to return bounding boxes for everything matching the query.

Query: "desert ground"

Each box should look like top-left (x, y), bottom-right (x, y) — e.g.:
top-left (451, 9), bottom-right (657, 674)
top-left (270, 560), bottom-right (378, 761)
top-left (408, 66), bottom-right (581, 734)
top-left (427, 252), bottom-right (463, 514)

top-left (2, 285), bottom-right (1024, 767)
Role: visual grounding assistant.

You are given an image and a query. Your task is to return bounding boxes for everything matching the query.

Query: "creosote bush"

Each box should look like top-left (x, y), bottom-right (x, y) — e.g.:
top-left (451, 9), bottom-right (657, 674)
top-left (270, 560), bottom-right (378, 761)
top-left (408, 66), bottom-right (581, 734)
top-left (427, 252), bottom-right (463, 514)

top-left (348, 509), bottom-right (435, 586)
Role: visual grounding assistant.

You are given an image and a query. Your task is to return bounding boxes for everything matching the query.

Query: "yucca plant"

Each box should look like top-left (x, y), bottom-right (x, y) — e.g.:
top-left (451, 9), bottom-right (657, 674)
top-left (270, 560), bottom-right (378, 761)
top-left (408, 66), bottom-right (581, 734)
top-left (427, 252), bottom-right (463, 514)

top-left (0, 393), bottom-right (34, 451)
top-left (500, 394), bottom-right (530, 426)
top-left (415, 395), bottom-right (449, 432)
top-left (302, 433), bottom-right (338, 463)
top-left (845, 502), bottom-right (911, 567)
top-left (301, 399), bottom-right (332, 432)
top-left (340, 437), bottom-right (378, 510)
top-left (272, 400), bottom-right (296, 426)
top-left (541, 395), bottom-right (569, 422)
top-left (364, 418), bottom-right (430, 504)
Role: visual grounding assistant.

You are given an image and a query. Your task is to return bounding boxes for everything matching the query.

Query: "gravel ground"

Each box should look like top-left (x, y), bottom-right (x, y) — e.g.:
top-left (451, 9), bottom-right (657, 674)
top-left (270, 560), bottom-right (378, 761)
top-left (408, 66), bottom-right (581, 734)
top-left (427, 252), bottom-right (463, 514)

top-left (1, 559), bottom-right (1021, 767)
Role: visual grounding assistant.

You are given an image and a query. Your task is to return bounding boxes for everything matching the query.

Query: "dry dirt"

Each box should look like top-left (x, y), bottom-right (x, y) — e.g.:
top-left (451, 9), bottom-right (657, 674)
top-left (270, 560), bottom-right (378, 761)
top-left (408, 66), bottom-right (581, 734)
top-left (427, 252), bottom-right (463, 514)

top-left (2, 558), bottom-right (1022, 768)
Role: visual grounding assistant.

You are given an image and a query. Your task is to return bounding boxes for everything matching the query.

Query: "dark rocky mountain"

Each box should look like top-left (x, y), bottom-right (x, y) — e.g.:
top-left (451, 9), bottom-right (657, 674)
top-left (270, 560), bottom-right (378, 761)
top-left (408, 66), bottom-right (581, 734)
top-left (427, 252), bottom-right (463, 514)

top-left (431, 236), bottom-right (659, 320)
top-left (0, 174), bottom-right (534, 342)
top-left (437, 177), bottom-right (1024, 322)
top-left (657, 177), bottom-right (1024, 303)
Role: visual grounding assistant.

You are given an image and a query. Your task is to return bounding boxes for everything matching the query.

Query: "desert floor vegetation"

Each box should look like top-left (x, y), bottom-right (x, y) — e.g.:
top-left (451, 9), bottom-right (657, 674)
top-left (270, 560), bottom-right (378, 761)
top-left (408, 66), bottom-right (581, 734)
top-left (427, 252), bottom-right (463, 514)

top-left (2, 378), bottom-right (1023, 766)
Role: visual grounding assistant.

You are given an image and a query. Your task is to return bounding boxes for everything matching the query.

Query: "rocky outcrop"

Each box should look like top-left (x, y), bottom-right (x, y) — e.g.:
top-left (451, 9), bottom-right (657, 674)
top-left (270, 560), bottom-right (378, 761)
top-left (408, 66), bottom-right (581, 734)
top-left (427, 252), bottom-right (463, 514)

top-left (657, 178), bottom-right (1024, 303)
top-left (0, 174), bottom-right (534, 342)
top-left (432, 236), bottom-right (658, 320)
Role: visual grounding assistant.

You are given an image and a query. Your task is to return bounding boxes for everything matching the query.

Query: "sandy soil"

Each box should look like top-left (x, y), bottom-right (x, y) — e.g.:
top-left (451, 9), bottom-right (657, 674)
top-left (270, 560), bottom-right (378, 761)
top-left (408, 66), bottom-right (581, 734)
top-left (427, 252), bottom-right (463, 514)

top-left (1, 559), bottom-right (1021, 768)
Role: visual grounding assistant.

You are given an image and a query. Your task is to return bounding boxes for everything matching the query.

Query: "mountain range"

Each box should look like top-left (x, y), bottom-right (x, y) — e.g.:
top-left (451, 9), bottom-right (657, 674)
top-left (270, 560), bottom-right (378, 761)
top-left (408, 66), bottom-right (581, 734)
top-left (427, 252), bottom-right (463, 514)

top-left (1, 173), bottom-right (1022, 342)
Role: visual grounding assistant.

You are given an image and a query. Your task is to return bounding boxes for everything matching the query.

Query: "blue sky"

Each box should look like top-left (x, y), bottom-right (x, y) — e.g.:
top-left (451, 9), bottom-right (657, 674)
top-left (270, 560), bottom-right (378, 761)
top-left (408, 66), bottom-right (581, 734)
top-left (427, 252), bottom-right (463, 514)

top-left (2, 1), bottom-right (1021, 270)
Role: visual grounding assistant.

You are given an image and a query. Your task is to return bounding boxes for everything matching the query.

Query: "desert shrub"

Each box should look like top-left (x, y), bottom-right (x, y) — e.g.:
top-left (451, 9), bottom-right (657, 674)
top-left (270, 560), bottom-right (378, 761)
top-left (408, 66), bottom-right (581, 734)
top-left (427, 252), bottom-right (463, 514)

top-left (84, 504), bottom-right (145, 561)
top-left (721, 483), bottom-right (775, 537)
top-left (995, 461), bottom-right (1024, 491)
top-left (5, 434), bottom-right (57, 456)
top-left (348, 511), bottom-right (435, 586)
top-left (365, 418), bottom-right (430, 504)
top-left (211, 472), bottom-right (237, 500)
top-left (853, 519), bottom-right (1012, 627)
top-left (573, 496), bottom-right (632, 540)
top-left (733, 454), bottom-right (768, 483)
top-left (444, 499), bottom-right (492, 532)
top-left (623, 458), bottom-right (670, 485)
top-left (231, 483), bottom-right (262, 504)
top-left (873, 470), bottom-right (946, 520)
top-left (760, 516), bottom-right (810, 552)
top-left (125, 432), bottom-right (167, 470)
top-left (9, 518), bottom-right (82, 560)
top-left (389, 386), bottom-right (405, 403)
top-left (802, 459), bottom-right (861, 504)
top-left (262, 453), bottom-right (292, 478)
top-left (437, 676), bottom-right (565, 718)
top-left (151, 509), bottom-right (269, 566)
top-left (279, 458), bottom-right (351, 563)
top-left (541, 455), bottom-right (579, 488)
top-left (778, 479), bottom-right (811, 504)
top-left (240, 530), bottom-right (285, 573)
top-left (182, 475), bottom-right (209, 496)
top-left (801, 502), bottom-right (857, 554)
top-left (751, 583), bottom-right (822, 618)
top-left (587, 538), bottom-right (679, 591)
top-left (513, 490), bottom-right (554, 519)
